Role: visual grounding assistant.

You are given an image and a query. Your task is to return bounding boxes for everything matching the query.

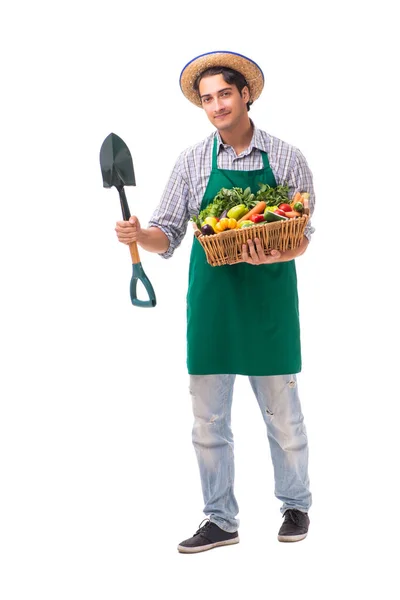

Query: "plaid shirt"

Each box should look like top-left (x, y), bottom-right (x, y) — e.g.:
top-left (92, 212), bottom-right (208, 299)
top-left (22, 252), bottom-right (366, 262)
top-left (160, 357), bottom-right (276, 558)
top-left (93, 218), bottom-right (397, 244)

top-left (148, 123), bottom-right (315, 258)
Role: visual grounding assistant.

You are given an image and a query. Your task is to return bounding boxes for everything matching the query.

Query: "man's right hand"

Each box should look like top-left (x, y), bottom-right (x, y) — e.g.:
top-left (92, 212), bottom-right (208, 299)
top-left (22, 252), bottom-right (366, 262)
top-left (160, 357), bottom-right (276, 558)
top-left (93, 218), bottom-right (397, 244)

top-left (115, 216), bottom-right (142, 245)
top-left (115, 217), bottom-right (170, 254)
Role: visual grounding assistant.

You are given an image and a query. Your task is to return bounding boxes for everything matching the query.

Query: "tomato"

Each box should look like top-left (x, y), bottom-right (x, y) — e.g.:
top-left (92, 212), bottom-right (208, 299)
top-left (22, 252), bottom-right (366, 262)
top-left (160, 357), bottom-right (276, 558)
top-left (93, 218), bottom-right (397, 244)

top-left (274, 209), bottom-right (286, 217)
top-left (278, 203), bottom-right (292, 213)
top-left (251, 214), bottom-right (265, 223)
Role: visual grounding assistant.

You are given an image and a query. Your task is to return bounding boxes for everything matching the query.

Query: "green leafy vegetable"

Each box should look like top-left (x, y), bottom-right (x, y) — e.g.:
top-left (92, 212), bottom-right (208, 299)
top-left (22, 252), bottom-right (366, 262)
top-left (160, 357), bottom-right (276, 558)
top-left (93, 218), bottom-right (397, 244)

top-left (255, 183), bottom-right (290, 206)
top-left (191, 187), bottom-right (257, 228)
top-left (191, 183), bottom-right (290, 228)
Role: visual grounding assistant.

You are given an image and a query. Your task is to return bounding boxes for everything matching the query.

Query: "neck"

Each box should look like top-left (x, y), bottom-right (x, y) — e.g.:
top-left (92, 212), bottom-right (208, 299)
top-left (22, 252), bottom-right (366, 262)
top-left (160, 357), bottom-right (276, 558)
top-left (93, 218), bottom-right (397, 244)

top-left (218, 118), bottom-right (253, 155)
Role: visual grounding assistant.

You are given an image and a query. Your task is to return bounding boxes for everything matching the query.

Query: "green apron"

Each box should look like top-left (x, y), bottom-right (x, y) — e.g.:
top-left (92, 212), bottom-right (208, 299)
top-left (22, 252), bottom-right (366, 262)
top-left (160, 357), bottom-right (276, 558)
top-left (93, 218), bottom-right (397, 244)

top-left (186, 137), bottom-right (301, 376)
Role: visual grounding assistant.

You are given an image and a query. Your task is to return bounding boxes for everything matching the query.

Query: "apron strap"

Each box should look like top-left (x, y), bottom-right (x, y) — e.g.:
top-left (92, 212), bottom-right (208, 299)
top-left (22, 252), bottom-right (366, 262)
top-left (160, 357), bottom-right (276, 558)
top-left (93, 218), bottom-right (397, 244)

top-left (211, 136), bottom-right (219, 170)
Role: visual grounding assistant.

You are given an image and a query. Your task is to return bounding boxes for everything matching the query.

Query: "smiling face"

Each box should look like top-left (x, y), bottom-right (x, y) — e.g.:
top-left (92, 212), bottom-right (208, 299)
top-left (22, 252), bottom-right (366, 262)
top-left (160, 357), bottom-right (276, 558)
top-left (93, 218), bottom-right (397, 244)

top-left (198, 73), bottom-right (250, 133)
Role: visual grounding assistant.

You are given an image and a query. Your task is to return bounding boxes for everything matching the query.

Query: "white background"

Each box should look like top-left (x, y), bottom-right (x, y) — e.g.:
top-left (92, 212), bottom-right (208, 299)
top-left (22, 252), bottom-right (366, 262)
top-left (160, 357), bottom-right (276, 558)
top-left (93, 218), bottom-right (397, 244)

top-left (1, 0), bottom-right (399, 598)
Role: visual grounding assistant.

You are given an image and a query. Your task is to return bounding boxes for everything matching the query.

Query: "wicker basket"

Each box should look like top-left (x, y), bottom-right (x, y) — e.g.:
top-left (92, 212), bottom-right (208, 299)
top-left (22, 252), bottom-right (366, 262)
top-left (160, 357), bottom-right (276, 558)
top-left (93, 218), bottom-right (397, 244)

top-left (194, 209), bottom-right (309, 267)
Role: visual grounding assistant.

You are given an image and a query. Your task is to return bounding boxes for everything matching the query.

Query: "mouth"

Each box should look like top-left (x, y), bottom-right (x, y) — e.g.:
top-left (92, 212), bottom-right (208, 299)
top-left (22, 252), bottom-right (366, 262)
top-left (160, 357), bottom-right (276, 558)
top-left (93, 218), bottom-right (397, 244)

top-left (214, 112), bottom-right (230, 120)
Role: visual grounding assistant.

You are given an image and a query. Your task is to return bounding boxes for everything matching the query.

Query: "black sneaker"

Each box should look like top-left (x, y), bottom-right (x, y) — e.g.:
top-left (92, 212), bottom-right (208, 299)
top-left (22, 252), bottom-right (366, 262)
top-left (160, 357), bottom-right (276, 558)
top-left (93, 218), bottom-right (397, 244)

top-left (177, 519), bottom-right (239, 554)
top-left (278, 509), bottom-right (310, 542)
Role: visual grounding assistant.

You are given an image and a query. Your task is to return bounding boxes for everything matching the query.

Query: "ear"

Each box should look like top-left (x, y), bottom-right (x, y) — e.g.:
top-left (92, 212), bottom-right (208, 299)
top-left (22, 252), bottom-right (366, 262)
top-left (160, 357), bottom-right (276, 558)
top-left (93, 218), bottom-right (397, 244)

top-left (241, 85), bottom-right (250, 104)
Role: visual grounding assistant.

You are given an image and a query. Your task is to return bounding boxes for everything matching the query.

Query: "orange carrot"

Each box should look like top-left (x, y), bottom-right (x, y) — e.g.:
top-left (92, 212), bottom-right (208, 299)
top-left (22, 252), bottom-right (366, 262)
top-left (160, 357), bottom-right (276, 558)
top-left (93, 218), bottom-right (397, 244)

top-left (292, 192), bottom-right (303, 204)
top-left (238, 201), bottom-right (266, 223)
top-left (285, 211), bottom-right (302, 218)
top-left (290, 191), bottom-right (304, 209)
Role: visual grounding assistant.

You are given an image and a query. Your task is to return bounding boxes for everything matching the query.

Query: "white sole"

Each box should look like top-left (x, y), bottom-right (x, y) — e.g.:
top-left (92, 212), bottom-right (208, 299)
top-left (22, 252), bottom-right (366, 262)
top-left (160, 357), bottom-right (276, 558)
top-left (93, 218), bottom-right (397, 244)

top-left (177, 536), bottom-right (240, 554)
top-left (278, 533), bottom-right (308, 543)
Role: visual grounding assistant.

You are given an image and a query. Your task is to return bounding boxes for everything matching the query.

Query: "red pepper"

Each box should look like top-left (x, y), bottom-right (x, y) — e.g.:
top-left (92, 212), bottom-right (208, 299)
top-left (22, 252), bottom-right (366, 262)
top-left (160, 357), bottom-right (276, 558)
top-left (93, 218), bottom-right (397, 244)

top-left (250, 213), bottom-right (265, 223)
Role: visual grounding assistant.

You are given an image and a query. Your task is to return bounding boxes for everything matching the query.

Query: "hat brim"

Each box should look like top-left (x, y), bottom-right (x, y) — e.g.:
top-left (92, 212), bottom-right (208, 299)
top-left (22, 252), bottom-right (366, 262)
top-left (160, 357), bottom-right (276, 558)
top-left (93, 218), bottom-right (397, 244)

top-left (179, 50), bottom-right (264, 107)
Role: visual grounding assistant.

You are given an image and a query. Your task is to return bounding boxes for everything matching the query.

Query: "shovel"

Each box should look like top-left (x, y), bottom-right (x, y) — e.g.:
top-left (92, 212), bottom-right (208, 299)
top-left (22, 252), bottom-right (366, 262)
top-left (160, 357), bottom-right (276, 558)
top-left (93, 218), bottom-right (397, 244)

top-left (100, 132), bottom-right (156, 307)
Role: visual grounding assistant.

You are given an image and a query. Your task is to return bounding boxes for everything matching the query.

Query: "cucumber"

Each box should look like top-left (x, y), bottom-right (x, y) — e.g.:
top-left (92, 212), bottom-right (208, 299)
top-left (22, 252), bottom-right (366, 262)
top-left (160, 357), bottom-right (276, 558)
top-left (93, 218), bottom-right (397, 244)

top-left (263, 210), bottom-right (289, 223)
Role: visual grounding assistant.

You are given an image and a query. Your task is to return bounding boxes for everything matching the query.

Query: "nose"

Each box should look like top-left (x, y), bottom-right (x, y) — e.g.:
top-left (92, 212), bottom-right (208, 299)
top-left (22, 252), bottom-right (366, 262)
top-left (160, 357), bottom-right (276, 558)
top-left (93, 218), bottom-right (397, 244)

top-left (214, 98), bottom-right (224, 112)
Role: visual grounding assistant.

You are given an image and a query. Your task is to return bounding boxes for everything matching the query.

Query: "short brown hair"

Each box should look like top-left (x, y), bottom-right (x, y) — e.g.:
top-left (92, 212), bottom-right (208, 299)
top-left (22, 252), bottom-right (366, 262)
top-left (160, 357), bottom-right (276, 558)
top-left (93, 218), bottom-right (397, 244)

top-left (194, 66), bottom-right (252, 111)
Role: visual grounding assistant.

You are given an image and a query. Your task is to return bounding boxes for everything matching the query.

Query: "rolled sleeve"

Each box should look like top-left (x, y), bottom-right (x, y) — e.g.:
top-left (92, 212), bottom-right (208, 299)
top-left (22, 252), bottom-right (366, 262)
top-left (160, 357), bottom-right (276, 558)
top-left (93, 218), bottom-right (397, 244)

top-left (288, 148), bottom-right (316, 241)
top-left (147, 154), bottom-right (190, 259)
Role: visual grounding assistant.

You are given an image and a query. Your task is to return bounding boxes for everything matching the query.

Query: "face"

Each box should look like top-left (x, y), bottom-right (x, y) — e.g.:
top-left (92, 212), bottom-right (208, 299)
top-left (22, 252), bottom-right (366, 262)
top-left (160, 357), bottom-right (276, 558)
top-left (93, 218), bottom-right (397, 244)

top-left (198, 73), bottom-right (250, 132)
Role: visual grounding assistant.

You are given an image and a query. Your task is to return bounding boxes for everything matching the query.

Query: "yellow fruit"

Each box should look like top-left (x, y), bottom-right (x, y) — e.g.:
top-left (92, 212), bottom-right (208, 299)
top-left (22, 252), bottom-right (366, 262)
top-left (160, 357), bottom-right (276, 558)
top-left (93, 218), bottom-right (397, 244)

top-left (203, 217), bottom-right (218, 232)
top-left (219, 218), bottom-right (230, 229)
top-left (227, 218), bottom-right (238, 229)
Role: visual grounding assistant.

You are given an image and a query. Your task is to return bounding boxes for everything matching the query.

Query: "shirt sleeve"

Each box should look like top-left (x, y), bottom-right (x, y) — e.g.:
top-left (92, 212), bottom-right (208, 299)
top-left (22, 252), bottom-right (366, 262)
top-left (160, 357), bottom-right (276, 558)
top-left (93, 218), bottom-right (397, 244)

top-left (287, 148), bottom-right (316, 241)
top-left (147, 153), bottom-right (191, 259)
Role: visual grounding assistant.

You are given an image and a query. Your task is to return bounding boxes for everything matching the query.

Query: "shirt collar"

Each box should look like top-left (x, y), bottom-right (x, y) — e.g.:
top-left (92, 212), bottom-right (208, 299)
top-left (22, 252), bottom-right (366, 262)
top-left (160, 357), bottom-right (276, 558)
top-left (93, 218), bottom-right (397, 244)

top-left (215, 120), bottom-right (268, 155)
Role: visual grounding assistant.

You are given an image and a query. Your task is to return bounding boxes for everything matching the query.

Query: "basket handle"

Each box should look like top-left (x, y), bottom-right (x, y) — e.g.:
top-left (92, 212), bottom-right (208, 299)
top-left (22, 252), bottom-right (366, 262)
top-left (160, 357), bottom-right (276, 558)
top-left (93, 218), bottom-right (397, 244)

top-left (192, 222), bottom-right (201, 238)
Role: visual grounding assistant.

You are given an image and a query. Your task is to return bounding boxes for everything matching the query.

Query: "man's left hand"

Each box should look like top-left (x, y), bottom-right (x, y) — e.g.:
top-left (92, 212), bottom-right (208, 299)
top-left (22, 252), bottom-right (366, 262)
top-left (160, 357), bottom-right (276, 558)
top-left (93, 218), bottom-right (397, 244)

top-left (240, 236), bottom-right (309, 265)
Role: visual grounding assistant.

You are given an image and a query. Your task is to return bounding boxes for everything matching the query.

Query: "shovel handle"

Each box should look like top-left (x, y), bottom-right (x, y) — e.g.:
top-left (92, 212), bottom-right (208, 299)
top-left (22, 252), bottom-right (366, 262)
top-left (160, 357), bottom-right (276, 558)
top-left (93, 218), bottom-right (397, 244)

top-left (130, 262), bottom-right (157, 307)
top-left (117, 187), bottom-right (156, 307)
top-left (129, 241), bottom-right (141, 264)
top-left (128, 242), bottom-right (156, 307)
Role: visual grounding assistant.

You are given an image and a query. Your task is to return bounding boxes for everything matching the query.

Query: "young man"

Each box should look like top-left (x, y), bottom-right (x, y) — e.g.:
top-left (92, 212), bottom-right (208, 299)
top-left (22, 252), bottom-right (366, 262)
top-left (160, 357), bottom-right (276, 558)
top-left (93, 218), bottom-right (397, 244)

top-left (116, 51), bottom-right (314, 553)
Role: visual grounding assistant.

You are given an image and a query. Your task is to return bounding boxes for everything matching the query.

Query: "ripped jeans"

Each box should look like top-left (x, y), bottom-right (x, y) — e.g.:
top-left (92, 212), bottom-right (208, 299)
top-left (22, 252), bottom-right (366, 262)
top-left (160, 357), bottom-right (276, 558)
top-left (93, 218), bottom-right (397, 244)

top-left (189, 374), bottom-right (312, 533)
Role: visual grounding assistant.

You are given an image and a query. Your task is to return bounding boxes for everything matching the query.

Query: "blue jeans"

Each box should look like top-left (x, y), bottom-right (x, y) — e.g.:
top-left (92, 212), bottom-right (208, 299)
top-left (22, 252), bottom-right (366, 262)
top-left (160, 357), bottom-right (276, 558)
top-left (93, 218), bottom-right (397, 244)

top-left (189, 374), bottom-right (312, 533)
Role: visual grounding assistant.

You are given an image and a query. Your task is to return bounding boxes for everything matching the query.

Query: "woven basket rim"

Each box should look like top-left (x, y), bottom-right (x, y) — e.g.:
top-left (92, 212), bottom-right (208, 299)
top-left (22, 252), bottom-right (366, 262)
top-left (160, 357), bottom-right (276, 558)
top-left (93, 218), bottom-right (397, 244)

top-left (195, 214), bottom-right (309, 266)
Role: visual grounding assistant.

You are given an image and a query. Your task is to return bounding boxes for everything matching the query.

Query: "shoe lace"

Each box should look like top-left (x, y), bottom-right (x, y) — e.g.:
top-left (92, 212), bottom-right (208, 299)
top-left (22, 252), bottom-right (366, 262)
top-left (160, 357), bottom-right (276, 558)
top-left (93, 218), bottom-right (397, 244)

top-left (194, 518), bottom-right (213, 536)
top-left (284, 509), bottom-right (303, 525)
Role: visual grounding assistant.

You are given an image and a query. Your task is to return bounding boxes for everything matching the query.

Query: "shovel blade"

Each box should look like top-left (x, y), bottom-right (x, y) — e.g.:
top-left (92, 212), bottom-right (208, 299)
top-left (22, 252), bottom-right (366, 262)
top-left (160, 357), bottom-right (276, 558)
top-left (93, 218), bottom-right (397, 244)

top-left (100, 133), bottom-right (136, 189)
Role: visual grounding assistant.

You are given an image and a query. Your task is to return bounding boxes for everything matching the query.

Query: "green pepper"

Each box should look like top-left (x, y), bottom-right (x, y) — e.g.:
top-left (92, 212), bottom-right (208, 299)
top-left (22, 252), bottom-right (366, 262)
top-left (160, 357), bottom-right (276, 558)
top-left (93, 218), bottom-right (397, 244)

top-left (227, 204), bottom-right (248, 220)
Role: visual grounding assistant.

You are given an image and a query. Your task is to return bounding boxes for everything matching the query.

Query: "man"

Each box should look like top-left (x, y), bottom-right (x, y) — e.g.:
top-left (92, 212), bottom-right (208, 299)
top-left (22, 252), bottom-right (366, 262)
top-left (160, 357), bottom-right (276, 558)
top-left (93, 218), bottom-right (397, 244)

top-left (115, 51), bottom-right (314, 553)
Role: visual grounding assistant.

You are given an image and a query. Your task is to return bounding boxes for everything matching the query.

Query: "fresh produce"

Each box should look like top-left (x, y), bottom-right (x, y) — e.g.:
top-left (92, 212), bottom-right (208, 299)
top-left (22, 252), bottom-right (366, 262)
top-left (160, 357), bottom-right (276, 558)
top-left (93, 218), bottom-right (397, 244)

top-left (214, 217), bottom-right (239, 232)
top-left (255, 183), bottom-right (290, 207)
top-left (291, 191), bottom-right (303, 206)
top-left (215, 218), bottom-right (230, 232)
top-left (250, 214), bottom-right (265, 223)
top-left (239, 220), bottom-right (254, 228)
top-left (227, 218), bottom-right (239, 229)
top-left (202, 216), bottom-right (219, 231)
top-left (192, 186), bottom-right (257, 228)
top-left (227, 204), bottom-right (248, 220)
top-left (201, 224), bottom-right (216, 235)
top-left (284, 211), bottom-right (302, 218)
top-left (264, 210), bottom-right (288, 223)
top-left (238, 201), bottom-right (267, 223)
top-left (194, 184), bottom-right (309, 235)
top-left (293, 202), bottom-right (304, 213)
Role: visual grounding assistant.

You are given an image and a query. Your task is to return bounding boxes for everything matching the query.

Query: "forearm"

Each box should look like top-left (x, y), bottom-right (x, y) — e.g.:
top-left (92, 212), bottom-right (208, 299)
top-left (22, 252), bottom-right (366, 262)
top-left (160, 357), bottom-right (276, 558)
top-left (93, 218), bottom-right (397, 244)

top-left (137, 226), bottom-right (170, 254)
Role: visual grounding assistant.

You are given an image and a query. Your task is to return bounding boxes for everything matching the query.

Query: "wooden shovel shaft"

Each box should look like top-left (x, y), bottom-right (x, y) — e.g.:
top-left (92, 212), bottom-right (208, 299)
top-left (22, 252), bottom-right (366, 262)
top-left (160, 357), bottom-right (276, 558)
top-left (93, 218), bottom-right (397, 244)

top-left (129, 241), bottom-right (141, 264)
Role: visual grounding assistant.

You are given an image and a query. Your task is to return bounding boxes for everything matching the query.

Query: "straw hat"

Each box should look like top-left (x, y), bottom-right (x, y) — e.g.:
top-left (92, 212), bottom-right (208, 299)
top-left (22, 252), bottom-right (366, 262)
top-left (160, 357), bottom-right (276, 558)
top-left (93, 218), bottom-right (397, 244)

top-left (179, 50), bottom-right (264, 108)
